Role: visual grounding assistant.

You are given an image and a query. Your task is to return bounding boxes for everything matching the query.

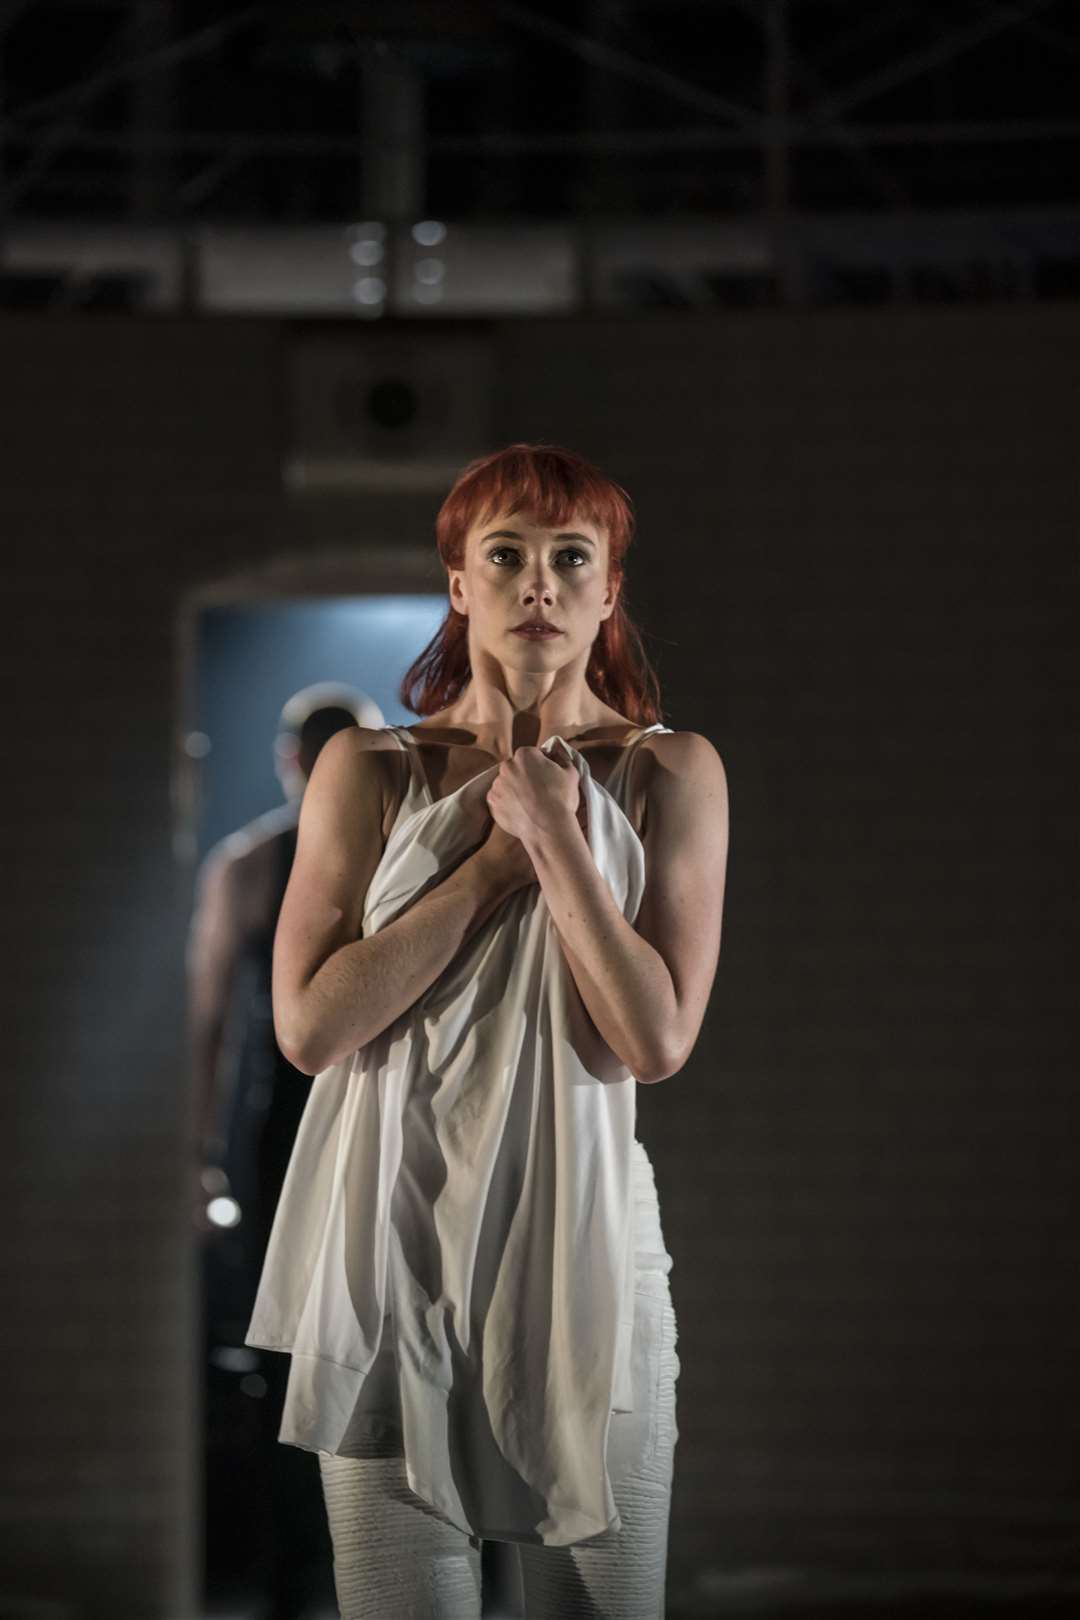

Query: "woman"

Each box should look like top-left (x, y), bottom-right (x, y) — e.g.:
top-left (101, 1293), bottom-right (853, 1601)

top-left (244, 442), bottom-right (729, 1618)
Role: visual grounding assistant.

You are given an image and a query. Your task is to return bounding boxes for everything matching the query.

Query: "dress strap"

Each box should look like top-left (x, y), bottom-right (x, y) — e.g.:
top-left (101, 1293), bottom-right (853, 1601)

top-left (601, 722), bottom-right (671, 811)
top-left (383, 724), bottom-right (431, 809)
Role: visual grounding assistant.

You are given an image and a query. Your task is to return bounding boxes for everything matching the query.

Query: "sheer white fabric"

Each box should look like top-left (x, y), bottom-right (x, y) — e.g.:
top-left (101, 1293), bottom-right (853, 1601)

top-left (245, 723), bottom-right (672, 1547)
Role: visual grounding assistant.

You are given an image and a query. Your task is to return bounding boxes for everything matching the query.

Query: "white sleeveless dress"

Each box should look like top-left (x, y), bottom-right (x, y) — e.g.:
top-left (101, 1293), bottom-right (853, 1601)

top-left (244, 722), bottom-right (674, 1547)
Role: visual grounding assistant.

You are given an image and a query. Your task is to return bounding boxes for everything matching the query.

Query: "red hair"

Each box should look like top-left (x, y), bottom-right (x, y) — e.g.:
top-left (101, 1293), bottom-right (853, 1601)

top-left (399, 442), bottom-right (664, 724)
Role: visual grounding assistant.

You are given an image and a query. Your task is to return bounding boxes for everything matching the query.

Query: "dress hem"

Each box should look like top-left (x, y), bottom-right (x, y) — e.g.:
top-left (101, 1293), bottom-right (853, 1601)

top-left (399, 1460), bottom-right (623, 1550)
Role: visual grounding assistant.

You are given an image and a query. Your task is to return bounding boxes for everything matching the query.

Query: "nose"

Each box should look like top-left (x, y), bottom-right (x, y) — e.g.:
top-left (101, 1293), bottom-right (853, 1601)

top-left (521, 565), bottom-right (556, 605)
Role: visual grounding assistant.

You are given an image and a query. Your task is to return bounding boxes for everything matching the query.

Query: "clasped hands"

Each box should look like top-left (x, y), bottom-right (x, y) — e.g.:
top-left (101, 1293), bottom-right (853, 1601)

top-left (481, 739), bottom-right (588, 887)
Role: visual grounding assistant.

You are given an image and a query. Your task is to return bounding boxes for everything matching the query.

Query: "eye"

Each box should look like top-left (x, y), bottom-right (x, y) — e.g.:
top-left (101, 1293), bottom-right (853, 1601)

top-left (488, 546), bottom-right (587, 567)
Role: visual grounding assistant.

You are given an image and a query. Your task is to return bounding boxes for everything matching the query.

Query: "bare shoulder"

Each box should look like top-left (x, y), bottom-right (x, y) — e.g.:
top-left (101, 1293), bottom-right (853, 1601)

top-left (631, 730), bottom-right (729, 1078)
top-left (304, 723), bottom-right (407, 842)
top-left (642, 727), bottom-right (723, 767)
top-left (310, 721), bottom-right (399, 785)
top-left (324, 723), bottom-right (399, 760)
top-left (639, 729), bottom-right (727, 799)
top-left (627, 728), bottom-right (727, 842)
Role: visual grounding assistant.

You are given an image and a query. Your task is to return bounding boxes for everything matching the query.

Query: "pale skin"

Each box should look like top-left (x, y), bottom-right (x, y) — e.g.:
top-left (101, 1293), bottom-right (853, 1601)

top-left (445, 509), bottom-right (729, 1083)
top-left (272, 506), bottom-right (728, 1083)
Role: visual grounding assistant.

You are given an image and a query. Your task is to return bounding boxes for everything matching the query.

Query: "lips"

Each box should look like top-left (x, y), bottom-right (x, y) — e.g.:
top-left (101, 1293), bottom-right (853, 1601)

top-left (512, 623), bottom-right (563, 636)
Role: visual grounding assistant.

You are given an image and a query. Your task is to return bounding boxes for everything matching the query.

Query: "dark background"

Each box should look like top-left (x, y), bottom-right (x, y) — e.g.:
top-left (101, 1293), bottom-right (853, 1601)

top-left (2, 4), bottom-right (1077, 1618)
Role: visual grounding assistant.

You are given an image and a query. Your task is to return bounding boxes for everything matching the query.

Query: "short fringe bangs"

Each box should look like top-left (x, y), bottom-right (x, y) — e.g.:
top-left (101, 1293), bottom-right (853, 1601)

top-left (399, 443), bottom-right (664, 726)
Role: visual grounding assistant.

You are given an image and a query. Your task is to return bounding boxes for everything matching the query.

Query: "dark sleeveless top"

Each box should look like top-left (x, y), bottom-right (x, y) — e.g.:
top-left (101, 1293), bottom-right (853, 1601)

top-left (221, 819), bottom-right (310, 1283)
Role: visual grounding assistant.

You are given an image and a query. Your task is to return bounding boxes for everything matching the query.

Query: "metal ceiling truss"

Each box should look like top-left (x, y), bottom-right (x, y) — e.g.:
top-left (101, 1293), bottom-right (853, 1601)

top-left (0, 0), bottom-right (1077, 227)
top-left (0, 0), bottom-right (1075, 314)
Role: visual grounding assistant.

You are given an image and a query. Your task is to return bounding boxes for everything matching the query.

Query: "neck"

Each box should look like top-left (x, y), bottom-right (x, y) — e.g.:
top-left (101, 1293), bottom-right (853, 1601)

top-left (446, 678), bottom-right (609, 760)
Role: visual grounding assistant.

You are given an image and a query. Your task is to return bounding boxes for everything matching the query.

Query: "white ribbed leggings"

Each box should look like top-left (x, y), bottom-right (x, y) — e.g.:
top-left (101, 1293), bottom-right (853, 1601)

top-left (317, 1283), bottom-right (679, 1619)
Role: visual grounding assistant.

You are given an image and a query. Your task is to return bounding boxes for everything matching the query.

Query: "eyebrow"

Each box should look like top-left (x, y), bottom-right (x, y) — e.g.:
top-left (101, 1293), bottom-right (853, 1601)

top-left (480, 529), bottom-right (596, 547)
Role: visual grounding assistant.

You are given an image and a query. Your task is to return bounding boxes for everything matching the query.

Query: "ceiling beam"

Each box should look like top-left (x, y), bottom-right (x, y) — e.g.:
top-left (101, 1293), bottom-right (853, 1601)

top-left (491, 0), bottom-right (766, 131)
top-left (4, 116), bottom-right (1080, 164)
top-left (800, 0), bottom-right (1061, 129)
top-left (0, 5), bottom-right (263, 131)
top-left (735, 0), bottom-right (910, 210)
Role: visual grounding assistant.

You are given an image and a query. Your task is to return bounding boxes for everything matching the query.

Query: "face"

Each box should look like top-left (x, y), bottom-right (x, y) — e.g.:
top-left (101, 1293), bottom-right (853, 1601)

top-left (449, 509), bottom-right (618, 665)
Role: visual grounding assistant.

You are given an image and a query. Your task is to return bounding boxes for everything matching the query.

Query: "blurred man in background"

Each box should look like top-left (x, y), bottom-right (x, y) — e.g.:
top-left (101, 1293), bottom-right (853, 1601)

top-left (186, 681), bottom-right (384, 1620)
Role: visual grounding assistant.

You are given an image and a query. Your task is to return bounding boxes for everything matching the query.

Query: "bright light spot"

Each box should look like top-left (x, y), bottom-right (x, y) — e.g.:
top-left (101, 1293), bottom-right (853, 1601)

top-left (349, 239), bottom-right (384, 266)
top-left (210, 1345), bottom-right (260, 1373)
top-left (184, 730), bottom-right (211, 759)
top-left (331, 595), bottom-right (448, 635)
top-left (414, 257), bottom-right (444, 285)
top-left (412, 219), bottom-right (447, 246)
top-left (352, 276), bottom-right (386, 304)
top-left (207, 1194), bottom-right (242, 1229)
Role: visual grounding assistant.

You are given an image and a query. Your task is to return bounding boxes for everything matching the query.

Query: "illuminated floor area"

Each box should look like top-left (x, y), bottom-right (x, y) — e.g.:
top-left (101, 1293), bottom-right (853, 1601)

top-left (190, 1557), bottom-right (1080, 1619)
top-left (193, 1581), bottom-right (1080, 1620)
top-left (681, 1567), bottom-right (1080, 1611)
top-left (194, 1605), bottom-right (1080, 1619)
top-left (200, 1612), bottom-right (339, 1620)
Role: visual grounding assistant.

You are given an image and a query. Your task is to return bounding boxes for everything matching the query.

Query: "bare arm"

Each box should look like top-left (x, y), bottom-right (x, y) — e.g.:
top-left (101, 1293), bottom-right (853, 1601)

top-left (523, 731), bottom-right (728, 1084)
top-left (275, 730), bottom-right (526, 1076)
top-left (186, 849), bottom-right (245, 1158)
top-left (288, 853), bottom-right (522, 1074)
